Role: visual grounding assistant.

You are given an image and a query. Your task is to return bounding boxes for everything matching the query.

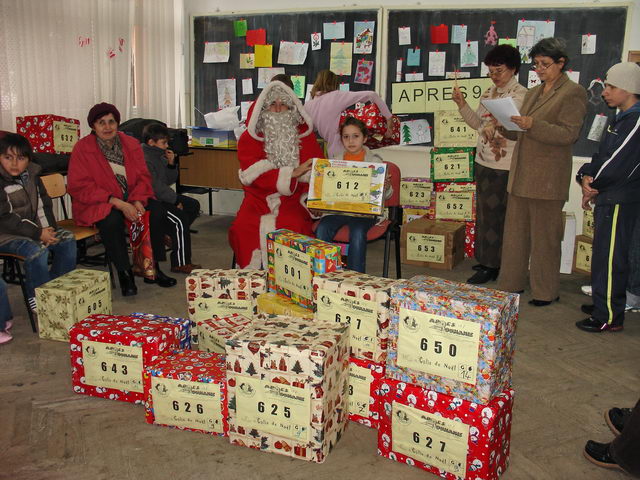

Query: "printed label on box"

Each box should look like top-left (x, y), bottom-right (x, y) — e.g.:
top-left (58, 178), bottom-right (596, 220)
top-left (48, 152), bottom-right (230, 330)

top-left (397, 308), bottom-right (480, 385)
top-left (400, 181), bottom-right (433, 207)
top-left (391, 402), bottom-right (469, 476)
top-left (349, 363), bottom-right (372, 417)
top-left (52, 121), bottom-right (78, 153)
top-left (321, 167), bottom-right (372, 203)
top-left (432, 152), bottom-right (471, 180)
top-left (151, 377), bottom-right (223, 433)
top-left (576, 241), bottom-right (592, 272)
top-left (583, 210), bottom-right (594, 238)
top-left (82, 340), bottom-right (143, 392)
top-left (435, 192), bottom-right (473, 221)
top-left (78, 284), bottom-right (111, 317)
top-left (199, 329), bottom-right (227, 354)
top-left (406, 233), bottom-right (445, 263)
top-left (316, 290), bottom-right (377, 352)
top-left (236, 376), bottom-right (310, 441)
top-left (193, 298), bottom-right (252, 321)
top-left (274, 244), bottom-right (312, 299)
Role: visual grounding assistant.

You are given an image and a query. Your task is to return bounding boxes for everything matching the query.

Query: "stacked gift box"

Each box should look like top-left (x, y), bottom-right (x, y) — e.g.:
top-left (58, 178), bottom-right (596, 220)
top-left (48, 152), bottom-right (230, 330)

top-left (399, 177), bottom-right (434, 223)
top-left (257, 292), bottom-right (314, 318)
top-left (198, 313), bottom-right (253, 354)
top-left (428, 181), bottom-right (477, 258)
top-left (573, 235), bottom-right (593, 275)
top-left (400, 217), bottom-right (465, 270)
top-left (130, 313), bottom-right (191, 349)
top-left (16, 114), bottom-right (80, 153)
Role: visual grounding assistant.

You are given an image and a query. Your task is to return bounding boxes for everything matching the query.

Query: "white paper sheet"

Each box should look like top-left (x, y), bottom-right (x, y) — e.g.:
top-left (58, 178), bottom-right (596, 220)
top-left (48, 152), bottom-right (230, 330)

top-left (481, 97), bottom-right (524, 131)
top-left (528, 70), bottom-right (541, 88)
top-left (460, 41), bottom-right (478, 68)
top-left (405, 72), bottom-right (424, 81)
top-left (428, 51), bottom-right (446, 77)
top-left (240, 101), bottom-right (253, 120)
top-left (400, 119), bottom-right (431, 145)
top-left (242, 78), bottom-right (253, 95)
top-left (203, 41), bottom-right (230, 63)
top-left (396, 58), bottom-right (403, 82)
top-left (311, 32), bottom-right (322, 51)
top-left (277, 41), bottom-right (308, 65)
top-left (257, 67), bottom-right (285, 89)
top-left (451, 25), bottom-right (467, 44)
top-left (216, 78), bottom-right (237, 109)
top-left (323, 22), bottom-right (345, 40)
top-left (581, 34), bottom-right (596, 54)
top-left (567, 70), bottom-right (580, 84)
top-left (398, 27), bottom-right (411, 45)
top-left (587, 114), bottom-right (608, 141)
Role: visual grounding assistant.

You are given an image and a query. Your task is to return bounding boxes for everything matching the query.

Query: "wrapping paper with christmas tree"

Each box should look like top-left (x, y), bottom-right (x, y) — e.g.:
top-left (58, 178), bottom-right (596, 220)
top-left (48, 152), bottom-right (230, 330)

top-left (198, 314), bottom-right (253, 354)
top-left (226, 314), bottom-right (350, 463)
top-left (399, 177), bottom-right (434, 210)
top-left (36, 269), bottom-right (111, 342)
top-left (256, 292), bottom-right (314, 319)
top-left (266, 229), bottom-right (341, 309)
top-left (377, 377), bottom-right (514, 480)
top-left (129, 313), bottom-right (191, 349)
top-left (313, 270), bottom-right (399, 363)
top-left (143, 350), bottom-right (228, 436)
top-left (69, 314), bottom-right (180, 404)
top-left (387, 275), bottom-right (519, 404)
top-left (16, 114), bottom-right (80, 153)
top-left (307, 158), bottom-right (387, 216)
top-left (340, 103), bottom-right (400, 149)
top-left (430, 147), bottom-right (476, 182)
top-left (347, 357), bottom-right (385, 428)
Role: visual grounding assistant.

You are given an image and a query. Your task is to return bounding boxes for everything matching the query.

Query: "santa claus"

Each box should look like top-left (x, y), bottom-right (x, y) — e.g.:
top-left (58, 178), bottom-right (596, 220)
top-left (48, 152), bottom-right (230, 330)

top-left (229, 80), bottom-right (324, 268)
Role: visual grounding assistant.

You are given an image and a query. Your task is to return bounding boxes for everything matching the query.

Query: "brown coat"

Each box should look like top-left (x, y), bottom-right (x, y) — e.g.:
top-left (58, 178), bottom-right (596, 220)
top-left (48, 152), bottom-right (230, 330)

top-left (507, 73), bottom-right (587, 201)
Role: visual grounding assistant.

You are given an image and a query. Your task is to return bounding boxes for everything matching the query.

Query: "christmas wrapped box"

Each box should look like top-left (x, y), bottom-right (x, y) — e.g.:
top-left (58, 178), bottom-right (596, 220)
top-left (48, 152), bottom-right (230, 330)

top-left (378, 377), bottom-right (514, 480)
top-left (266, 229), bottom-right (341, 309)
top-left (401, 218), bottom-right (465, 270)
top-left (313, 270), bottom-right (398, 363)
top-left (198, 314), bottom-right (253, 354)
top-left (143, 350), bottom-right (228, 436)
top-left (430, 182), bottom-right (476, 222)
top-left (573, 235), bottom-right (592, 275)
top-left (340, 103), bottom-right (401, 149)
top-left (464, 221), bottom-right (476, 258)
top-left (348, 357), bottom-right (385, 428)
top-left (403, 207), bottom-right (430, 225)
top-left (69, 314), bottom-right (180, 404)
top-left (387, 276), bottom-right (519, 404)
top-left (400, 177), bottom-right (434, 210)
top-left (130, 313), bottom-right (191, 349)
top-left (226, 314), bottom-right (349, 463)
top-left (186, 269), bottom-right (266, 346)
top-left (16, 114), bottom-right (80, 153)
top-left (36, 269), bottom-right (111, 342)
top-left (430, 147), bottom-right (476, 182)
top-left (582, 209), bottom-right (594, 239)
top-left (257, 292), bottom-right (314, 319)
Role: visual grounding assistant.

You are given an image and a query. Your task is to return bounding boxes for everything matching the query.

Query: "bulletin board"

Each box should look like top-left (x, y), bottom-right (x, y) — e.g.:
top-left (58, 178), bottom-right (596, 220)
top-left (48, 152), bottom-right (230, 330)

top-left (384, 6), bottom-right (629, 156)
top-left (191, 8), bottom-right (382, 126)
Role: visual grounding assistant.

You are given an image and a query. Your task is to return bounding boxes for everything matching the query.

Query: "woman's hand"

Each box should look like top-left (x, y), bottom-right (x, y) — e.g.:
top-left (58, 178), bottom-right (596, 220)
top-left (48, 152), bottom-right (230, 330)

top-left (110, 197), bottom-right (139, 222)
top-left (132, 200), bottom-right (145, 215)
top-left (481, 123), bottom-right (496, 142)
top-left (384, 117), bottom-right (394, 138)
top-left (510, 115), bottom-right (533, 130)
top-left (292, 159), bottom-right (313, 178)
top-left (452, 86), bottom-right (467, 108)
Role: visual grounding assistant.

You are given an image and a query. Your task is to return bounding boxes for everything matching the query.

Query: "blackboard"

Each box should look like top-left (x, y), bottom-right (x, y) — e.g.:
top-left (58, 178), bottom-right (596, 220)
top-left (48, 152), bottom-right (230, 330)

top-left (385, 6), bottom-right (628, 157)
top-left (192, 9), bottom-right (381, 126)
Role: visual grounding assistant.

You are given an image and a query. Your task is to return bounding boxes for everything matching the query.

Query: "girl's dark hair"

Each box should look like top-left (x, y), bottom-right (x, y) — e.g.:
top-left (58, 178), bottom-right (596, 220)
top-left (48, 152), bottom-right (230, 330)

top-left (340, 116), bottom-right (368, 137)
top-left (529, 37), bottom-right (570, 70)
top-left (484, 44), bottom-right (522, 74)
top-left (0, 133), bottom-right (33, 160)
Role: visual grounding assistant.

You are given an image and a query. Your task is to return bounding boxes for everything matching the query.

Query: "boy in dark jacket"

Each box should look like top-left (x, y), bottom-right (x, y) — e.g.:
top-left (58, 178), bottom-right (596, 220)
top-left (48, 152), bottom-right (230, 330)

top-left (141, 124), bottom-right (200, 274)
top-left (575, 62), bottom-right (640, 333)
top-left (0, 133), bottom-right (76, 315)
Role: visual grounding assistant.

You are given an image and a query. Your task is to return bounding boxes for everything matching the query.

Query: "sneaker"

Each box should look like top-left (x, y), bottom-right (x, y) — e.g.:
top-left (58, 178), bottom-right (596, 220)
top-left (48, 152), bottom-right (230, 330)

top-left (0, 330), bottom-right (13, 344)
top-left (605, 408), bottom-right (633, 436)
top-left (5, 320), bottom-right (13, 330)
top-left (581, 285), bottom-right (592, 296)
top-left (575, 317), bottom-right (623, 333)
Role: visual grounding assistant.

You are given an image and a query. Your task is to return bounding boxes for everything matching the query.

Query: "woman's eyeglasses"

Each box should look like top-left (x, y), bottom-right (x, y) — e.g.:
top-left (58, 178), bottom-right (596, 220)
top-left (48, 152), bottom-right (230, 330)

top-left (531, 61), bottom-right (556, 71)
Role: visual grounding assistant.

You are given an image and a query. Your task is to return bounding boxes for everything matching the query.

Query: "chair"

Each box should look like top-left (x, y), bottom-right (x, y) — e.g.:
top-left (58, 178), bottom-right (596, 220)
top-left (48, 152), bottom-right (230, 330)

top-left (313, 161), bottom-right (402, 279)
top-left (1, 254), bottom-right (37, 332)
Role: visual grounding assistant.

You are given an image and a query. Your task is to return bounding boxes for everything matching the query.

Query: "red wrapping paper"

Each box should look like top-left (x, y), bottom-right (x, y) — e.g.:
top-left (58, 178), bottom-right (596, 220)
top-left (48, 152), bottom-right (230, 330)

top-left (348, 357), bottom-right (385, 428)
top-left (127, 211), bottom-right (156, 280)
top-left (340, 103), bottom-right (400, 149)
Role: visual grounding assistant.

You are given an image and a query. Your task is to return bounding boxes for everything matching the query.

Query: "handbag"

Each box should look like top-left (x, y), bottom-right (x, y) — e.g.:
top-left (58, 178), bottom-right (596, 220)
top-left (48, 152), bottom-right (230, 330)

top-left (127, 211), bottom-right (156, 280)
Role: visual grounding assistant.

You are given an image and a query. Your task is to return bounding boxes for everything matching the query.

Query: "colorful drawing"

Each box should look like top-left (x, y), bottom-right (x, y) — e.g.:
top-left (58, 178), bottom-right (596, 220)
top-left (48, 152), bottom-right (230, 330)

top-left (460, 41), bottom-right (478, 68)
top-left (311, 32), bottom-right (322, 51)
top-left (353, 21), bottom-right (375, 54)
top-left (216, 79), bottom-right (236, 109)
top-left (484, 24), bottom-right (498, 45)
top-left (277, 41), bottom-right (309, 65)
top-left (354, 59), bottom-right (373, 85)
top-left (330, 42), bottom-right (353, 76)
top-left (400, 119), bottom-right (431, 145)
top-left (203, 42), bottom-right (230, 63)
top-left (257, 67), bottom-right (285, 89)
top-left (239, 53), bottom-right (254, 69)
top-left (291, 75), bottom-right (306, 98)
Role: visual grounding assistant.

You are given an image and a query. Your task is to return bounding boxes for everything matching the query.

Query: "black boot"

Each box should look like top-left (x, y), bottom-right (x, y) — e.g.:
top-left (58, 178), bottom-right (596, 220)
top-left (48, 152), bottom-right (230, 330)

top-left (118, 269), bottom-right (138, 297)
top-left (467, 266), bottom-right (499, 284)
top-left (144, 263), bottom-right (177, 288)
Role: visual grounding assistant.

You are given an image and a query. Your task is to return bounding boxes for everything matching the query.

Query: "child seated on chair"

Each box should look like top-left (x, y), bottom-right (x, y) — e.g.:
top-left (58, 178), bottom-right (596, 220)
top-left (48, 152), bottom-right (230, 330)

top-left (0, 278), bottom-right (13, 344)
top-left (315, 117), bottom-right (391, 273)
top-left (0, 133), bottom-right (76, 314)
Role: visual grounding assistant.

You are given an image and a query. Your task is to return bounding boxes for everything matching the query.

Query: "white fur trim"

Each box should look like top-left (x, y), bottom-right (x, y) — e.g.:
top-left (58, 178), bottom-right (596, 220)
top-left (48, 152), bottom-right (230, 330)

top-left (239, 159), bottom-right (275, 186)
top-left (247, 81), bottom-right (314, 141)
top-left (277, 166), bottom-right (295, 195)
top-left (298, 170), bottom-right (311, 183)
top-left (243, 249), bottom-right (263, 269)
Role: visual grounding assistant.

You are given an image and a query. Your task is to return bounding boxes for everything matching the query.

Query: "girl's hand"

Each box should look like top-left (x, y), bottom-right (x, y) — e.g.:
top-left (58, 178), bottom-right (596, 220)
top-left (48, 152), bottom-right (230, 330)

top-left (384, 117), bottom-right (394, 138)
top-left (452, 86), bottom-right (467, 108)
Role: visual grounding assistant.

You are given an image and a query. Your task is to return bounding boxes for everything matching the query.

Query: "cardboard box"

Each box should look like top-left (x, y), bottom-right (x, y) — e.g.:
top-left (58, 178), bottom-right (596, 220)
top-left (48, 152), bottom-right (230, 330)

top-left (226, 314), bottom-right (349, 463)
top-left (400, 177), bottom-right (434, 209)
top-left (69, 314), bottom-right (180, 404)
top-left (188, 127), bottom-right (237, 148)
top-left (143, 350), bottom-right (228, 436)
top-left (582, 209), bottom-right (594, 239)
top-left (267, 229), bottom-right (341, 309)
top-left (378, 377), bottom-right (513, 480)
top-left (430, 147), bottom-right (476, 182)
top-left (401, 218), bottom-right (465, 270)
top-left (313, 270), bottom-right (398, 363)
top-left (257, 292), bottom-right (314, 319)
top-left (387, 276), bottom-right (519, 404)
top-left (560, 212), bottom-right (577, 274)
top-left (129, 313), bottom-right (191, 349)
top-left (307, 158), bottom-right (387, 215)
top-left (198, 314), bottom-right (253, 354)
top-left (36, 269), bottom-right (111, 342)
top-left (16, 114), bottom-right (80, 153)
top-left (573, 235), bottom-right (593, 275)
top-left (347, 358), bottom-right (385, 429)
top-left (186, 269), bottom-right (267, 346)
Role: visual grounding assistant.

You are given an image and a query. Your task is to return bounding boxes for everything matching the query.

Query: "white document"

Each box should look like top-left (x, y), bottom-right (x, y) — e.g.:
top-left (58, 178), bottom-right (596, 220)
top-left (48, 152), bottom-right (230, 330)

top-left (581, 34), bottom-right (596, 54)
top-left (203, 41), bottom-right (230, 63)
top-left (428, 51), bottom-right (446, 77)
top-left (405, 72), bottom-right (424, 82)
top-left (481, 97), bottom-right (523, 131)
top-left (587, 114), bottom-right (608, 142)
top-left (240, 101), bottom-right (253, 120)
top-left (398, 27), bottom-right (411, 45)
top-left (528, 70), bottom-right (541, 88)
top-left (451, 25), bottom-right (467, 44)
top-left (567, 70), bottom-right (580, 84)
top-left (396, 58), bottom-right (403, 82)
top-left (311, 32), bottom-right (322, 51)
top-left (242, 78), bottom-right (253, 95)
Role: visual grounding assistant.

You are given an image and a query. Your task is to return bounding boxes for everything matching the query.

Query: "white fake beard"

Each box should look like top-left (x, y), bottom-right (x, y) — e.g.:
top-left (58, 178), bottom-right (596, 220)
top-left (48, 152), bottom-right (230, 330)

top-left (259, 110), bottom-right (301, 168)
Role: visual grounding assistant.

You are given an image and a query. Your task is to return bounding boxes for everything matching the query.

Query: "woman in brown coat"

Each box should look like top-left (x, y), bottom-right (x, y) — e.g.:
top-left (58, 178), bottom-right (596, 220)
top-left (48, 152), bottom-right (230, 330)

top-left (497, 38), bottom-right (587, 306)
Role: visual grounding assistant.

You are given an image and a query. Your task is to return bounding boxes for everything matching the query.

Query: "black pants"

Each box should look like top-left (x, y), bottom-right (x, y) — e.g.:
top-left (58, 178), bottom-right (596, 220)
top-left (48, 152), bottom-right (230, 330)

top-left (474, 163), bottom-right (509, 269)
top-left (611, 398), bottom-right (640, 476)
top-left (162, 201), bottom-right (193, 267)
top-left (176, 194), bottom-right (200, 228)
top-left (591, 203), bottom-right (639, 326)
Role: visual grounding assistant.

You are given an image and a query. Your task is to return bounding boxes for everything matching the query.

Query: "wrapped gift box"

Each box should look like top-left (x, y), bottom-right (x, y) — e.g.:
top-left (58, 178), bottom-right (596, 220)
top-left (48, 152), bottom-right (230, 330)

top-left (401, 218), bottom-right (465, 270)
top-left (313, 270), bottom-right (398, 363)
top-left (130, 313), bottom-right (191, 349)
top-left (16, 114), bottom-right (80, 153)
top-left (186, 269), bottom-right (266, 346)
top-left (573, 235), bottom-right (592, 275)
top-left (307, 158), bottom-right (387, 216)
top-left (430, 147), bottom-right (476, 183)
top-left (69, 314), bottom-right (180, 404)
top-left (340, 103), bottom-right (401, 149)
top-left (348, 357), bottom-right (385, 428)
top-left (143, 350), bottom-right (228, 436)
top-left (226, 314), bottom-right (349, 463)
top-left (188, 127), bottom-right (237, 149)
top-left (198, 314), bottom-right (253, 354)
top-left (388, 275), bottom-right (519, 404)
top-left (257, 292), bottom-right (314, 319)
top-left (403, 207), bottom-right (431, 225)
top-left (464, 221), bottom-right (476, 258)
top-left (36, 269), bottom-right (111, 342)
top-left (267, 229), bottom-right (341, 309)
top-left (378, 377), bottom-right (514, 480)
top-left (400, 177), bottom-right (434, 210)
top-left (430, 182), bottom-right (477, 223)
top-left (582, 210), bottom-right (594, 239)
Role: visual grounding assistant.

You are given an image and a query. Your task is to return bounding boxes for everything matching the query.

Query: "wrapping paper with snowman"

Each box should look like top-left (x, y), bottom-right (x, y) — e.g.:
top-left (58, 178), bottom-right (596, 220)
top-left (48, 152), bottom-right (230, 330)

top-left (69, 314), bottom-right (181, 404)
top-left (16, 114), bottom-right (80, 153)
top-left (387, 275), bottom-right (519, 405)
top-left (130, 313), bottom-right (191, 349)
top-left (377, 377), bottom-right (514, 480)
top-left (347, 357), bottom-right (385, 428)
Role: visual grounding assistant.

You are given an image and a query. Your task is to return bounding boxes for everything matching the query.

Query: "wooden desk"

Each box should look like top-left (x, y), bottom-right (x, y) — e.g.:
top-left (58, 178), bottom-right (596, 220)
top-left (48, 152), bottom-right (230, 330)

top-left (179, 146), bottom-right (242, 190)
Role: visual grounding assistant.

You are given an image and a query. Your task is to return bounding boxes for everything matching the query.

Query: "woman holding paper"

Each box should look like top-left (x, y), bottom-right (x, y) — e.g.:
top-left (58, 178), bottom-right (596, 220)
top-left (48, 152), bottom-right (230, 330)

top-left (495, 38), bottom-right (587, 306)
top-left (452, 44), bottom-right (527, 284)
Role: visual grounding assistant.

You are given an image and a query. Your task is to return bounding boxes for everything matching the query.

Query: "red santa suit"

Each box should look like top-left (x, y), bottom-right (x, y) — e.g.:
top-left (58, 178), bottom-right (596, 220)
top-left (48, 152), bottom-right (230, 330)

top-left (229, 81), bottom-right (324, 268)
